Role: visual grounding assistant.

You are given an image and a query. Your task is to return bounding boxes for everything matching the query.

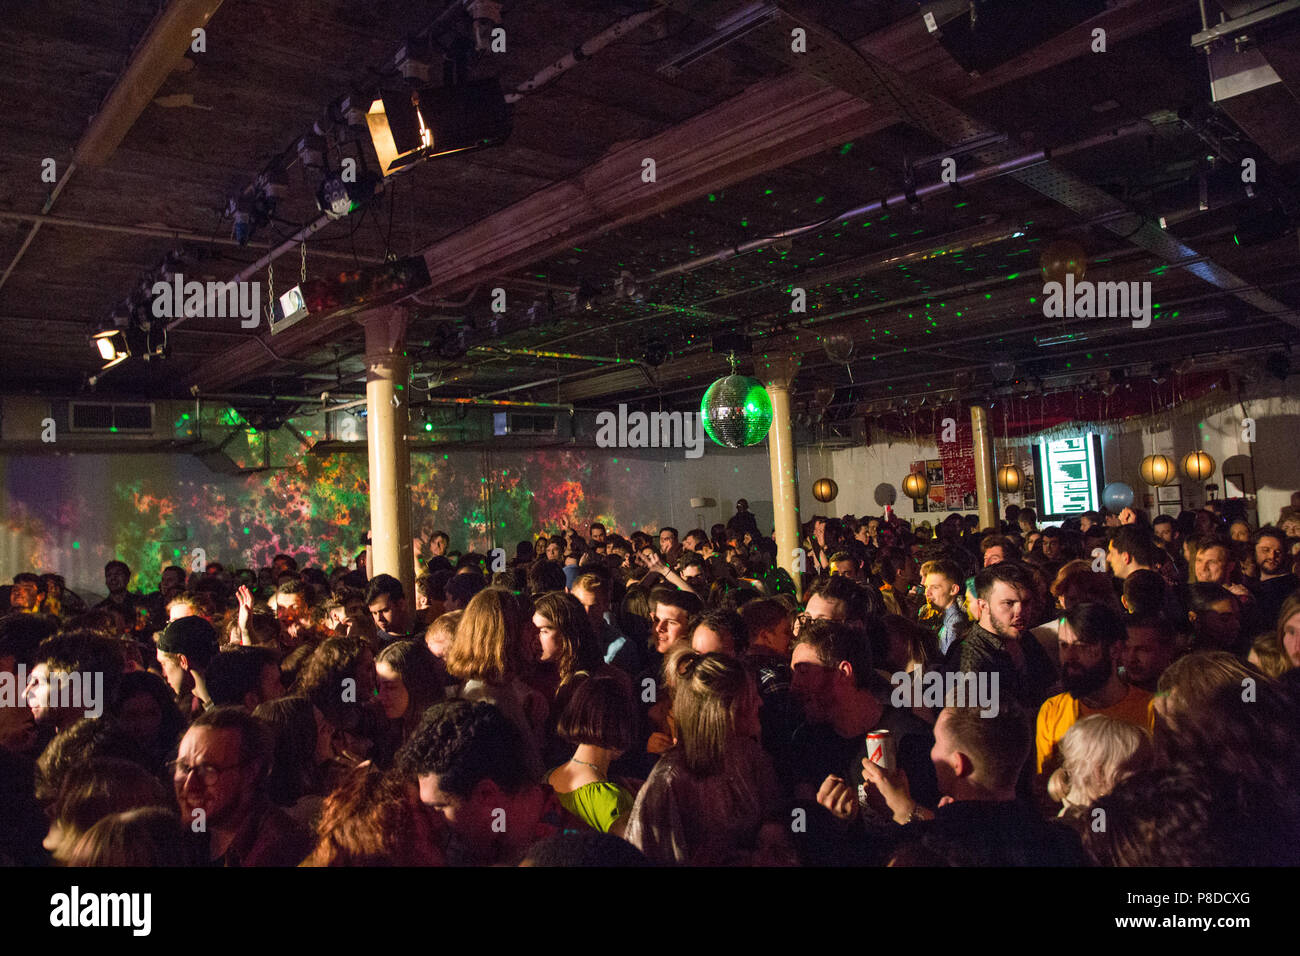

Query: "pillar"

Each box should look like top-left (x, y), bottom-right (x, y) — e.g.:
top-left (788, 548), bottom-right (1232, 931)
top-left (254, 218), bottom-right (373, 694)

top-left (760, 353), bottom-right (802, 596)
top-left (970, 403), bottom-right (998, 531)
top-left (363, 306), bottom-right (414, 603)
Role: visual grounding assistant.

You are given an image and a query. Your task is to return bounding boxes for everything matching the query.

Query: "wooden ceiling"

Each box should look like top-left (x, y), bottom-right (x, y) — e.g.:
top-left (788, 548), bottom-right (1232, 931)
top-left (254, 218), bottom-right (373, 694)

top-left (2, 0), bottom-right (1298, 424)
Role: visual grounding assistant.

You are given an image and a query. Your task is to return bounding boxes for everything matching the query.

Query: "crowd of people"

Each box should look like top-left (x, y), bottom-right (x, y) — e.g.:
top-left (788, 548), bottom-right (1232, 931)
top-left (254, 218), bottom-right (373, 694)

top-left (2, 491), bottom-right (1299, 867)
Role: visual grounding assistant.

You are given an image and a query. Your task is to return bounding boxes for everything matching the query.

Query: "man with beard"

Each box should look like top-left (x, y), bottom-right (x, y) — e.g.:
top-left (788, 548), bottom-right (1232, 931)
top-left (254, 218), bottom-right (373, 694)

top-left (944, 563), bottom-right (1056, 712)
top-left (1246, 526), bottom-right (1298, 631)
top-left (1034, 602), bottom-right (1154, 789)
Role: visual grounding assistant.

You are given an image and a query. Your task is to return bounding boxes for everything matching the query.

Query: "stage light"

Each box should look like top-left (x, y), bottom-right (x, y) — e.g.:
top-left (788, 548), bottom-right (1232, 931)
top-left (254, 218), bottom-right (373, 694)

top-left (365, 79), bottom-right (511, 176)
top-left (316, 170), bottom-right (378, 220)
top-left (91, 328), bottom-right (130, 369)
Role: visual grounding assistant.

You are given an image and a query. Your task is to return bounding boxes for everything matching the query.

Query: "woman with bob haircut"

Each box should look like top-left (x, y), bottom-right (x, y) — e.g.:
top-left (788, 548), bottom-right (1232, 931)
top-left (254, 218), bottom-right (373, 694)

top-left (546, 674), bottom-right (639, 835)
top-left (624, 652), bottom-right (791, 865)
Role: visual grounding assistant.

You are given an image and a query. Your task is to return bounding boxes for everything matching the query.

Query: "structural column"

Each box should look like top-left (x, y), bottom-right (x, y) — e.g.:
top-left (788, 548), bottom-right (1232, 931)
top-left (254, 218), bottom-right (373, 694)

top-left (970, 403), bottom-right (998, 532)
top-left (363, 306), bottom-right (414, 603)
top-left (761, 353), bottom-right (802, 596)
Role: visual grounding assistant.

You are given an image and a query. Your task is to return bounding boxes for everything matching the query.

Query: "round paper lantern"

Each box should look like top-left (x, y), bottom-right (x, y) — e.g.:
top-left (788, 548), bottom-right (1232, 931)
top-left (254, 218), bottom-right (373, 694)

top-left (1102, 482), bottom-right (1135, 511)
top-left (700, 374), bottom-right (773, 447)
top-left (1181, 450), bottom-right (1216, 482)
top-left (813, 478), bottom-right (838, 503)
top-left (1040, 239), bottom-right (1087, 285)
top-left (996, 463), bottom-right (1024, 494)
top-left (902, 472), bottom-right (929, 501)
top-left (1139, 454), bottom-right (1175, 487)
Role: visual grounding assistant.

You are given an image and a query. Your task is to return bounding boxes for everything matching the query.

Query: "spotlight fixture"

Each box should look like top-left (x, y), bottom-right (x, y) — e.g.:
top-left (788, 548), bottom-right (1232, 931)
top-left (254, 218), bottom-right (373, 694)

top-left (297, 132), bottom-right (327, 169)
top-left (229, 196), bottom-right (255, 245)
top-left (92, 328), bottom-right (131, 370)
top-left (316, 168), bottom-right (378, 220)
top-left (394, 37), bottom-right (435, 83)
top-left (365, 78), bottom-right (511, 176)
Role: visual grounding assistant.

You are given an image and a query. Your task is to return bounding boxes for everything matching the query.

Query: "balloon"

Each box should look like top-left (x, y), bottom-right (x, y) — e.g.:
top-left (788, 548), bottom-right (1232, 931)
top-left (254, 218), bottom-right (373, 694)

top-left (823, 333), bottom-right (854, 364)
top-left (1040, 240), bottom-right (1087, 285)
top-left (1102, 482), bottom-right (1134, 511)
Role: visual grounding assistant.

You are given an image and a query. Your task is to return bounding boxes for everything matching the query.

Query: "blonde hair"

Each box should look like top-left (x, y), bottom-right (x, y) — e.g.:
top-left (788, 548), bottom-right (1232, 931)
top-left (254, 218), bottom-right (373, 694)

top-left (1047, 714), bottom-right (1151, 811)
top-left (671, 652), bottom-right (753, 778)
top-left (1249, 632), bottom-right (1294, 679)
top-left (426, 610), bottom-right (461, 643)
top-left (445, 588), bottom-right (528, 684)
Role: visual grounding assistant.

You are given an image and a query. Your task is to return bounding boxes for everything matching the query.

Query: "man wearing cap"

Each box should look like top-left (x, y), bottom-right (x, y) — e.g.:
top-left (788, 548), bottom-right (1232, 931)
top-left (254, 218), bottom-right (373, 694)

top-left (156, 616), bottom-right (220, 718)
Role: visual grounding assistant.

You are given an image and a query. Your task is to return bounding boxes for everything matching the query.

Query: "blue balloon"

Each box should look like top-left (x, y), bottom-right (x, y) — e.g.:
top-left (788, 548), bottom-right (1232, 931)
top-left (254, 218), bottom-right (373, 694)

top-left (1102, 482), bottom-right (1134, 511)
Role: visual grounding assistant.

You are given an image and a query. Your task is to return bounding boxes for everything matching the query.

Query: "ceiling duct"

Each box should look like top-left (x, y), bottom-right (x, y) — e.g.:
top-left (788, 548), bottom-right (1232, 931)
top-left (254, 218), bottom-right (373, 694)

top-left (921, 0), bottom-right (1108, 75)
top-left (1193, 0), bottom-right (1300, 164)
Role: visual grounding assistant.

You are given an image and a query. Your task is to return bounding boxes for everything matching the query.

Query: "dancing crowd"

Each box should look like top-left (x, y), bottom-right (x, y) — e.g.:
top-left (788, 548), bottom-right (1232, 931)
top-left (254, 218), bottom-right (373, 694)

top-left (2, 493), bottom-right (1299, 867)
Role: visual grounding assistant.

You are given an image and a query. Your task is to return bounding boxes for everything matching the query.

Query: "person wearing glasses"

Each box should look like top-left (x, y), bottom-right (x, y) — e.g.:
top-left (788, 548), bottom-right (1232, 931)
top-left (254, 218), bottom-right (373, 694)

top-left (172, 707), bottom-right (313, 866)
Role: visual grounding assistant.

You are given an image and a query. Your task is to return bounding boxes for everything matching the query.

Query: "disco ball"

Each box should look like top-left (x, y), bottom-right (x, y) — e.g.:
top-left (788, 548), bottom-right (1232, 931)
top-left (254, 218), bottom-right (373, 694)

top-left (700, 374), bottom-right (773, 447)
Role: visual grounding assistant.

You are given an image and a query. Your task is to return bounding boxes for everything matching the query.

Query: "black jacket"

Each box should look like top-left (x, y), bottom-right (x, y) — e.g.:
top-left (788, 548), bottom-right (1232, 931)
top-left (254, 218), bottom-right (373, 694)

top-left (943, 622), bottom-right (1058, 712)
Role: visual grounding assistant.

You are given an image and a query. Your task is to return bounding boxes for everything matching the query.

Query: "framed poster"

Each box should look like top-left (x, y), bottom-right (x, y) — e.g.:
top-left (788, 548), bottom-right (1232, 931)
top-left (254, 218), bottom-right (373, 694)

top-left (926, 460), bottom-right (945, 486)
top-left (1156, 484), bottom-right (1182, 504)
top-left (1158, 502), bottom-right (1181, 517)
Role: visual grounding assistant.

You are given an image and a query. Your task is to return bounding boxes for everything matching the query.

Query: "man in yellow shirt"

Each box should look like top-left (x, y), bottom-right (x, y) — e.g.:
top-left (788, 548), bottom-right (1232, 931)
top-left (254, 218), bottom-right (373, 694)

top-left (1036, 602), bottom-right (1155, 780)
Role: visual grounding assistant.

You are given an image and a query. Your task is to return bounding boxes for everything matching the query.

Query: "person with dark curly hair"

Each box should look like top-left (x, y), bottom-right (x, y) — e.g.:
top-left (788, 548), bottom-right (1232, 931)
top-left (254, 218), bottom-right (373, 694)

top-left (397, 700), bottom-right (579, 866)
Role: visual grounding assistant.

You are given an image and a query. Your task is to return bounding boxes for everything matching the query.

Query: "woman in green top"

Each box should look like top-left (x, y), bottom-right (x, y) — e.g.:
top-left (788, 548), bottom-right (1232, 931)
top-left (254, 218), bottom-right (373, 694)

top-left (545, 673), bottom-right (639, 836)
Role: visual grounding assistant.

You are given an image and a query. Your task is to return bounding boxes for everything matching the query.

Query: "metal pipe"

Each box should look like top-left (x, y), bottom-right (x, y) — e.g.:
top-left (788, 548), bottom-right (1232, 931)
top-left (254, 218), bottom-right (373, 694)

top-left (468, 345), bottom-right (645, 365)
top-left (196, 392), bottom-right (575, 412)
top-left (0, 163), bottom-right (76, 294)
top-left (505, 8), bottom-right (667, 103)
top-left (0, 209), bottom-right (384, 263)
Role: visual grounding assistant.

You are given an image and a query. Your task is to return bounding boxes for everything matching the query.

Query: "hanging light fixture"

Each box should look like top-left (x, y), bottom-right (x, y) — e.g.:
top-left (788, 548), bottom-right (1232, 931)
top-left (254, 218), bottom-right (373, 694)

top-left (1139, 454), bottom-right (1175, 486)
top-left (1182, 450), bottom-right (1216, 482)
top-left (902, 472), bottom-right (929, 501)
top-left (996, 462), bottom-right (1024, 494)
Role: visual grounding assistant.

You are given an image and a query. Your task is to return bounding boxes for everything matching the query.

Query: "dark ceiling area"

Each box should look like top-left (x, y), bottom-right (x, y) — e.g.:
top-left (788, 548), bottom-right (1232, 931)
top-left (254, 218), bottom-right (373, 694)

top-left (2, 0), bottom-right (1298, 435)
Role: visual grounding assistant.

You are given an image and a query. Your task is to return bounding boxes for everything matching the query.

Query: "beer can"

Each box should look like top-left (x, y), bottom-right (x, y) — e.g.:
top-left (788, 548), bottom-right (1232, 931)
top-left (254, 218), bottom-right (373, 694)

top-left (866, 729), bottom-right (895, 770)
